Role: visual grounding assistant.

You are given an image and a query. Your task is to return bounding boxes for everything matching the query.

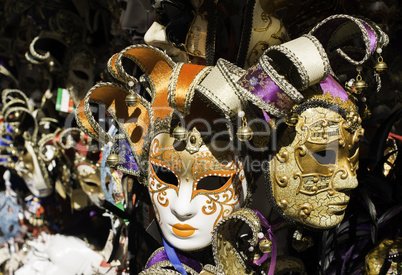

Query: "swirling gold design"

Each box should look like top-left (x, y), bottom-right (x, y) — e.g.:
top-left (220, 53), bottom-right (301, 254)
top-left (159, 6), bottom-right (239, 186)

top-left (150, 138), bottom-right (182, 174)
top-left (202, 185), bottom-right (239, 228)
top-left (254, 12), bottom-right (272, 32)
top-left (276, 148), bottom-right (289, 163)
top-left (148, 176), bottom-right (171, 211)
top-left (298, 203), bottom-right (312, 220)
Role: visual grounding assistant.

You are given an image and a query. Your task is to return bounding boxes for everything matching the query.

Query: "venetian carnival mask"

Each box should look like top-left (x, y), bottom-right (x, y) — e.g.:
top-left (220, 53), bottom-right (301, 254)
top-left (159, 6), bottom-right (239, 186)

top-left (75, 163), bottom-right (104, 207)
top-left (269, 102), bottom-right (364, 229)
top-left (148, 129), bottom-right (248, 251)
top-left (65, 51), bottom-right (95, 104)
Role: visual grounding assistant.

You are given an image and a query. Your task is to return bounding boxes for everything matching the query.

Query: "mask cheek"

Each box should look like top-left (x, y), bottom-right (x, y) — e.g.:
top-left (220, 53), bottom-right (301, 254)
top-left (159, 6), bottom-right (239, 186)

top-left (195, 181), bottom-right (241, 229)
top-left (148, 176), bottom-right (176, 225)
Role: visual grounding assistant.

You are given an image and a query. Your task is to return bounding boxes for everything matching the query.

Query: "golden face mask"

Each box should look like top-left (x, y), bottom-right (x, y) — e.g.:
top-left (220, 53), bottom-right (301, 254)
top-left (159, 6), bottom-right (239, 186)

top-left (75, 163), bottom-right (105, 207)
top-left (269, 105), bottom-right (364, 229)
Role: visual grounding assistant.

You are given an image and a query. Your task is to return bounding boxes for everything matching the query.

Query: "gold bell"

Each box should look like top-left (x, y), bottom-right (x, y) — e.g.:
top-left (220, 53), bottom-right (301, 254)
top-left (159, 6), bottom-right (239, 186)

top-left (125, 93), bottom-right (137, 107)
top-left (374, 59), bottom-right (388, 73)
top-left (237, 115), bottom-right (253, 142)
top-left (353, 79), bottom-right (367, 93)
top-left (172, 123), bottom-right (187, 141)
top-left (259, 238), bottom-right (273, 253)
top-left (353, 67), bottom-right (367, 94)
top-left (237, 126), bottom-right (253, 141)
top-left (106, 153), bottom-right (119, 168)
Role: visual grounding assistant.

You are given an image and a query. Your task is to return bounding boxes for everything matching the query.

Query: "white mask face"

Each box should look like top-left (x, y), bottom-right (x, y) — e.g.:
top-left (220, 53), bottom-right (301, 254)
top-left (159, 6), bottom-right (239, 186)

top-left (148, 131), bottom-right (247, 251)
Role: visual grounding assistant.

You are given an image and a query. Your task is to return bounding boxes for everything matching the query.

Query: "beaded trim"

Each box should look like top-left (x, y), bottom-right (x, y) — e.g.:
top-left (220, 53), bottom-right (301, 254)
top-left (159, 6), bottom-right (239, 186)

top-left (167, 64), bottom-right (212, 115)
top-left (167, 63), bottom-right (184, 111)
top-left (217, 59), bottom-right (249, 111)
top-left (195, 80), bottom-right (233, 119)
top-left (308, 14), bottom-right (376, 66)
top-left (106, 53), bottom-right (121, 82)
top-left (115, 44), bottom-right (175, 104)
top-left (184, 66), bottom-right (213, 115)
top-left (264, 35), bottom-right (330, 90)
top-left (1, 99), bottom-right (31, 115)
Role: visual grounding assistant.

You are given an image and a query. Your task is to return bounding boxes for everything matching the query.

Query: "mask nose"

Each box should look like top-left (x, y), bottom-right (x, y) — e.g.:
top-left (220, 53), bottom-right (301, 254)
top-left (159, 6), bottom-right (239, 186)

top-left (170, 182), bottom-right (197, 221)
top-left (332, 167), bottom-right (359, 192)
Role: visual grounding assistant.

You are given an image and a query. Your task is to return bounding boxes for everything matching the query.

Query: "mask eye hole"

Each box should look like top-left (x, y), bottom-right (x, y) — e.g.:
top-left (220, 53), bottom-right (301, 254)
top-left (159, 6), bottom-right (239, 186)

top-left (151, 164), bottom-right (178, 187)
top-left (196, 176), bottom-right (230, 191)
top-left (83, 181), bottom-right (99, 187)
top-left (73, 70), bottom-right (89, 81)
top-left (312, 150), bottom-right (336, 165)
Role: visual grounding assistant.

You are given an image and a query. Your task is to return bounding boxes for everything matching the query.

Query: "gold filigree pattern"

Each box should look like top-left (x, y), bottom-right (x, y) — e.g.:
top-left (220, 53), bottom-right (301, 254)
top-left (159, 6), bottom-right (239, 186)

top-left (148, 175), bottom-right (170, 222)
top-left (150, 138), bottom-right (182, 174)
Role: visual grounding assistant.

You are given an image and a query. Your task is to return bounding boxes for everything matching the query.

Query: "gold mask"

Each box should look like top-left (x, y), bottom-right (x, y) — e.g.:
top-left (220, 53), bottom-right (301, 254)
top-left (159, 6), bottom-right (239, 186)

top-left (365, 238), bottom-right (402, 274)
top-left (75, 163), bottom-right (105, 207)
top-left (270, 105), bottom-right (364, 229)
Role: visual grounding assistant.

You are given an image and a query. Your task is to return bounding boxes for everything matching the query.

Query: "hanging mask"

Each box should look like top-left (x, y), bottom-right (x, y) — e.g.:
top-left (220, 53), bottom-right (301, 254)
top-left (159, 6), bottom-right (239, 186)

top-left (268, 93), bottom-right (364, 230)
top-left (65, 49), bottom-right (95, 104)
top-left (75, 162), bottom-right (104, 207)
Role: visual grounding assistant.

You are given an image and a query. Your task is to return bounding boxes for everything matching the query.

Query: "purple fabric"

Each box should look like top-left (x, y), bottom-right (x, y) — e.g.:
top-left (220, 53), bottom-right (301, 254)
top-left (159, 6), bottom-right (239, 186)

top-left (262, 110), bottom-right (271, 123)
top-left (250, 210), bottom-right (278, 275)
top-left (145, 249), bottom-right (202, 273)
top-left (116, 138), bottom-right (139, 171)
top-left (361, 22), bottom-right (377, 54)
top-left (319, 75), bottom-right (348, 102)
top-left (313, 18), bottom-right (377, 55)
top-left (237, 63), bottom-right (294, 114)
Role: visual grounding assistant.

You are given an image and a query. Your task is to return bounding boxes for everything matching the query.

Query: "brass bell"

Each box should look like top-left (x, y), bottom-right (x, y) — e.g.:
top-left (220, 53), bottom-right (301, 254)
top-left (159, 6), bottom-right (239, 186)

top-left (237, 125), bottom-right (253, 141)
top-left (125, 93), bottom-right (137, 107)
top-left (259, 238), bottom-right (273, 254)
top-left (172, 124), bottom-right (187, 141)
top-left (374, 60), bottom-right (388, 73)
top-left (106, 153), bottom-right (119, 168)
top-left (353, 78), bottom-right (367, 94)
